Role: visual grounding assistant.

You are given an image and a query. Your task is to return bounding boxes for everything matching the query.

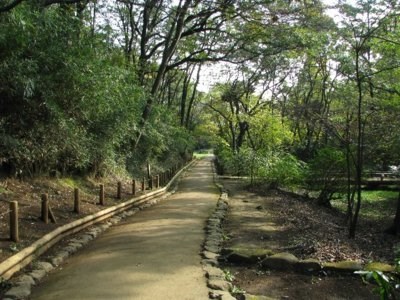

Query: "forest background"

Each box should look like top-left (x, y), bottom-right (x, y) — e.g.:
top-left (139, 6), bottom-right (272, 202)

top-left (0, 0), bottom-right (400, 241)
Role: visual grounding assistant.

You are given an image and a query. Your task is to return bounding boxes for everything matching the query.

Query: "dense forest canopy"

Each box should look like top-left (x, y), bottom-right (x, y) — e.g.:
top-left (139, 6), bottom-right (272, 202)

top-left (1, 0), bottom-right (400, 237)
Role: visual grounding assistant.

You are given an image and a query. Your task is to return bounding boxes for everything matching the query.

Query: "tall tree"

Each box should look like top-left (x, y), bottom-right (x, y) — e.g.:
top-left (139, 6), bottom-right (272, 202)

top-left (337, 0), bottom-right (400, 237)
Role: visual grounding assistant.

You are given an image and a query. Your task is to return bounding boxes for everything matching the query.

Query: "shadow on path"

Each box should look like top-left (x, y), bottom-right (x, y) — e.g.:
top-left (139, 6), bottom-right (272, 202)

top-left (30, 159), bottom-right (219, 300)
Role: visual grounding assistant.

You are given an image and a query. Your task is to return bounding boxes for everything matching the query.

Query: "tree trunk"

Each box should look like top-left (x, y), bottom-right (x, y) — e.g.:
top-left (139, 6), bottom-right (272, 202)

top-left (385, 190), bottom-right (400, 235)
top-left (349, 48), bottom-right (364, 239)
top-left (317, 189), bottom-right (333, 208)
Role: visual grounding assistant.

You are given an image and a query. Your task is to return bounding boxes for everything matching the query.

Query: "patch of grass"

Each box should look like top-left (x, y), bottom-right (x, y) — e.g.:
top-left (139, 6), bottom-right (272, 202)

top-left (331, 190), bottom-right (398, 220)
top-left (57, 177), bottom-right (96, 196)
top-left (58, 177), bottom-right (80, 188)
top-left (230, 285), bottom-right (245, 295)
top-left (223, 269), bottom-right (235, 282)
top-left (0, 186), bottom-right (9, 194)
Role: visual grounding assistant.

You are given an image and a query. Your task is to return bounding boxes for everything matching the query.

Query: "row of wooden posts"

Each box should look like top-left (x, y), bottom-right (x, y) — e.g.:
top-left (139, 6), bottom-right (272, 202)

top-left (6, 163), bottom-right (186, 243)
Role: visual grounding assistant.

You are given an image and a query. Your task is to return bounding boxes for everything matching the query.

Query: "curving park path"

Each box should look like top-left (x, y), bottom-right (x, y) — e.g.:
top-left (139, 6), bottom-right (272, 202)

top-left (29, 158), bottom-right (219, 300)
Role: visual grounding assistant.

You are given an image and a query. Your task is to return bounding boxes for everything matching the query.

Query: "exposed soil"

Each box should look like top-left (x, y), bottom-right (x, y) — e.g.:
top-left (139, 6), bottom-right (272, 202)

top-left (0, 176), bottom-right (146, 263)
top-left (220, 178), bottom-right (399, 299)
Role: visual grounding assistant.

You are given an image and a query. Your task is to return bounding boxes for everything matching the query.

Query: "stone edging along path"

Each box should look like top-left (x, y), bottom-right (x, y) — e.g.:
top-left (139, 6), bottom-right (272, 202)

top-left (202, 182), bottom-right (235, 300)
top-left (1, 160), bottom-right (195, 299)
top-left (200, 161), bottom-right (235, 300)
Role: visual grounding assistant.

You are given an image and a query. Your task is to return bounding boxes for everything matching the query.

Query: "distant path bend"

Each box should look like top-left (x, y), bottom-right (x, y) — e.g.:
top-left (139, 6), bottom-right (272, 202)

top-left (30, 158), bottom-right (219, 300)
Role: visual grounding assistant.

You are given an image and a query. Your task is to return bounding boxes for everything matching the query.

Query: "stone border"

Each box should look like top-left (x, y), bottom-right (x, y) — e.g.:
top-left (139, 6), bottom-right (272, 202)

top-left (0, 160), bottom-right (195, 288)
top-left (202, 192), bottom-right (235, 300)
top-left (202, 162), bottom-right (236, 300)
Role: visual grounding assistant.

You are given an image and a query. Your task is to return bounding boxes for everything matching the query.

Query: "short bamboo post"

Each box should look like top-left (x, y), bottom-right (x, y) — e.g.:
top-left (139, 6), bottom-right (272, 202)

top-left (132, 179), bottom-right (136, 196)
top-left (141, 178), bottom-right (145, 192)
top-left (41, 194), bottom-right (49, 224)
top-left (117, 181), bottom-right (122, 199)
top-left (74, 188), bottom-right (80, 214)
top-left (10, 201), bottom-right (19, 242)
top-left (156, 175), bottom-right (160, 188)
top-left (99, 184), bottom-right (105, 205)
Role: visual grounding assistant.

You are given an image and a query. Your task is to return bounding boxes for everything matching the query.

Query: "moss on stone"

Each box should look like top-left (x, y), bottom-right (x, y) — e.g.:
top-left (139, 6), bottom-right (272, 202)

top-left (261, 252), bottom-right (299, 270)
top-left (364, 262), bottom-right (395, 272)
top-left (225, 247), bottom-right (275, 264)
top-left (226, 247), bottom-right (274, 264)
top-left (323, 260), bottom-right (363, 272)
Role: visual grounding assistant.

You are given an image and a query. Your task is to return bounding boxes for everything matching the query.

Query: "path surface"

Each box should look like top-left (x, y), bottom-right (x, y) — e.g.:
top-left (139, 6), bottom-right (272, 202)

top-left (30, 159), bottom-right (219, 300)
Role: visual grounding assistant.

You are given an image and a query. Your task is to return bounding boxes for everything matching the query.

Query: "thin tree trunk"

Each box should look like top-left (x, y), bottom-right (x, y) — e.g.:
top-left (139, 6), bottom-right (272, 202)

top-left (385, 191), bottom-right (400, 235)
top-left (349, 49), bottom-right (363, 239)
top-left (185, 64), bottom-right (202, 129)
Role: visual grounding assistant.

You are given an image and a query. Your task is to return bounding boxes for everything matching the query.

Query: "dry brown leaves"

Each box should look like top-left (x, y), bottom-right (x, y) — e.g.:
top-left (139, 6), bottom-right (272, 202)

top-left (267, 189), bottom-right (399, 264)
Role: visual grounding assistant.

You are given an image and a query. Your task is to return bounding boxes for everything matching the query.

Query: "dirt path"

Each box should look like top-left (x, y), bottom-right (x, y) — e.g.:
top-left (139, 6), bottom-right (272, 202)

top-left (29, 158), bottom-right (219, 300)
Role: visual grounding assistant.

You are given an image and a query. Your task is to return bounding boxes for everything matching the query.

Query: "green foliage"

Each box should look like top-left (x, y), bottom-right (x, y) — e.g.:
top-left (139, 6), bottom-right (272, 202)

top-left (131, 105), bottom-right (195, 175)
top-left (0, 4), bottom-right (146, 177)
top-left (223, 269), bottom-right (235, 282)
top-left (307, 147), bottom-right (348, 203)
top-left (332, 190), bottom-right (398, 221)
top-left (230, 284), bottom-right (245, 295)
top-left (255, 150), bottom-right (307, 188)
top-left (215, 143), bottom-right (307, 188)
top-left (248, 109), bottom-right (293, 151)
top-left (356, 268), bottom-right (399, 300)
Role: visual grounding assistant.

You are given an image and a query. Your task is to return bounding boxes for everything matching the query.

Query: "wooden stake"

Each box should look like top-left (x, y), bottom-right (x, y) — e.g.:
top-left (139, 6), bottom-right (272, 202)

top-left (41, 194), bottom-right (49, 224)
top-left (156, 175), bottom-right (160, 188)
top-left (48, 206), bottom-right (57, 224)
top-left (99, 184), bottom-right (105, 205)
top-left (132, 179), bottom-right (136, 196)
top-left (10, 201), bottom-right (19, 242)
top-left (117, 181), bottom-right (122, 199)
top-left (161, 173), bottom-right (165, 186)
top-left (141, 178), bottom-right (145, 192)
top-left (74, 188), bottom-right (80, 214)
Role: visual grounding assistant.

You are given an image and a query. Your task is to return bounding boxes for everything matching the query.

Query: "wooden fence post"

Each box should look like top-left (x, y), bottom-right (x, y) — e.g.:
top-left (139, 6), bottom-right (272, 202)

top-left (132, 179), bottom-right (136, 196)
top-left (10, 201), bottom-right (19, 242)
top-left (99, 184), bottom-right (105, 205)
top-left (74, 188), bottom-right (80, 214)
top-left (149, 177), bottom-right (153, 190)
top-left (141, 178), bottom-right (145, 192)
top-left (117, 181), bottom-right (122, 199)
top-left (41, 194), bottom-right (49, 224)
top-left (156, 175), bottom-right (160, 188)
